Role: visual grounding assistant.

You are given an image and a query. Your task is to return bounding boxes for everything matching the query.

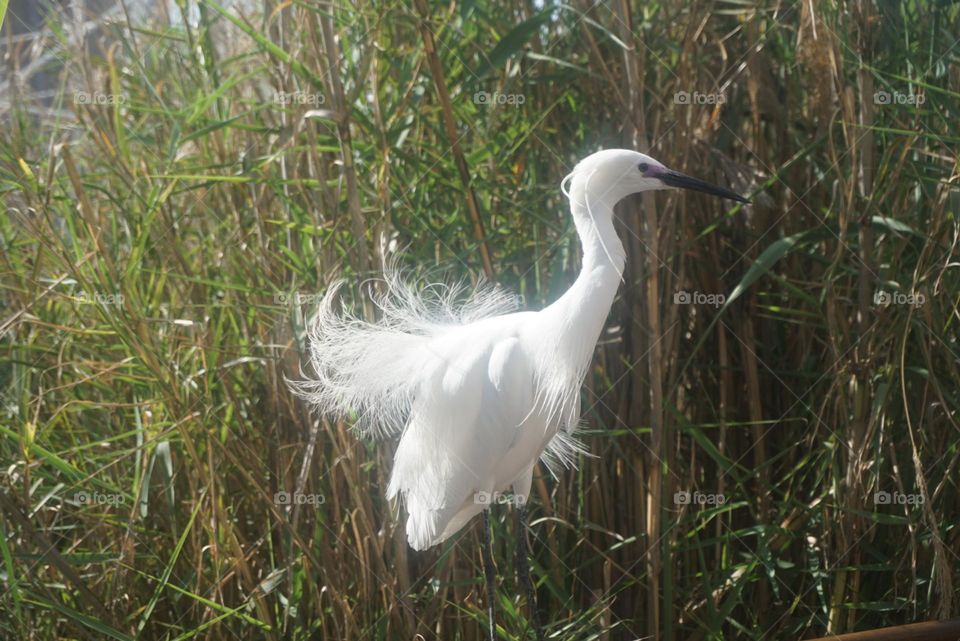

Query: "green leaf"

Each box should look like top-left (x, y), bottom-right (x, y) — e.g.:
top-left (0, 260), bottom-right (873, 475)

top-left (136, 494), bottom-right (204, 635)
top-left (0, 424), bottom-right (84, 484)
top-left (723, 227), bottom-right (830, 309)
top-left (23, 597), bottom-right (133, 641)
top-left (871, 215), bottom-right (923, 238)
top-left (0, 516), bottom-right (22, 630)
top-left (560, 6), bottom-right (629, 49)
top-left (524, 51), bottom-right (600, 78)
top-left (474, 10), bottom-right (553, 79)
top-left (206, 1), bottom-right (324, 89)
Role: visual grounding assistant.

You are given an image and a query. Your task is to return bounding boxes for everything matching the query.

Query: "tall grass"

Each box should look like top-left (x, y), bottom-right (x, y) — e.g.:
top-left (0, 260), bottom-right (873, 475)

top-left (1, 1), bottom-right (958, 639)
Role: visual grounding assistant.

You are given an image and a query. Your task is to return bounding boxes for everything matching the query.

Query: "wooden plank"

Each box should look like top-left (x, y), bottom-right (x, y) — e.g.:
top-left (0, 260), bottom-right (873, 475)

top-left (807, 620), bottom-right (960, 641)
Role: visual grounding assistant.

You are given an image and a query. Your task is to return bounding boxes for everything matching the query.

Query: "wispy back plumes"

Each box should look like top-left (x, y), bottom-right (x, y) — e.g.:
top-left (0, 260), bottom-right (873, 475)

top-left (291, 272), bottom-right (520, 438)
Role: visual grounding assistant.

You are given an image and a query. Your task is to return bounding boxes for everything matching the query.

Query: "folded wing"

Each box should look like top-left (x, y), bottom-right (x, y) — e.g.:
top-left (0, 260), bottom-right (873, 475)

top-left (387, 330), bottom-right (534, 550)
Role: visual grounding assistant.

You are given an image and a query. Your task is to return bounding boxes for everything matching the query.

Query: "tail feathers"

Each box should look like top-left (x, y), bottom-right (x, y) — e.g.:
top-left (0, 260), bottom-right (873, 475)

top-left (398, 491), bottom-right (481, 551)
top-left (386, 449), bottom-right (481, 551)
top-left (403, 497), bottom-right (441, 551)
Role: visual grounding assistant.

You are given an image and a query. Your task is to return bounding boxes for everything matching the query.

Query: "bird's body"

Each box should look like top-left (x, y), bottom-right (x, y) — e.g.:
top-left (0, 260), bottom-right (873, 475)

top-left (298, 149), bottom-right (745, 552)
top-left (384, 260), bottom-right (621, 549)
top-left (386, 310), bottom-right (546, 549)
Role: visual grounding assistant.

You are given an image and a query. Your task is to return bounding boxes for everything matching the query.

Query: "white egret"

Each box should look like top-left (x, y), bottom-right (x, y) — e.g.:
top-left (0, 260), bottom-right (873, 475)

top-left (296, 149), bottom-right (746, 640)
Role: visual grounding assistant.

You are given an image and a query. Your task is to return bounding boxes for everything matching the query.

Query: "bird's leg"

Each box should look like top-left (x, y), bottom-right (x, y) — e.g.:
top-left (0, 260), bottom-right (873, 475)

top-left (481, 508), bottom-right (497, 641)
top-left (515, 503), bottom-right (545, 641)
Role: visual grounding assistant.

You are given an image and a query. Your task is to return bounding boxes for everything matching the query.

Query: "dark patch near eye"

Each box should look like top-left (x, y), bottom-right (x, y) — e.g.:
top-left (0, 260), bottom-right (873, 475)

top-left (638, 162), bottom-right (649, 173)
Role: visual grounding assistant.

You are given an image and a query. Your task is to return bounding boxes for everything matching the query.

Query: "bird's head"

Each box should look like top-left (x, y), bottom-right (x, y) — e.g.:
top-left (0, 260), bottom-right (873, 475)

top-left (565, 149), bottom-right (747, 207)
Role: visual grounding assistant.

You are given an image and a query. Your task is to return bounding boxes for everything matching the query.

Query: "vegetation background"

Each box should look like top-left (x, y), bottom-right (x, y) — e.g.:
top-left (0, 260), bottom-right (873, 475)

top-left (1, 0), bottom-right (959, 639)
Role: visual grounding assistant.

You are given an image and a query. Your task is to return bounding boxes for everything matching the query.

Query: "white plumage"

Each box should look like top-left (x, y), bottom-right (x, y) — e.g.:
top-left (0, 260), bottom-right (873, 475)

top-left (296, 149), bottom-right (746, 550)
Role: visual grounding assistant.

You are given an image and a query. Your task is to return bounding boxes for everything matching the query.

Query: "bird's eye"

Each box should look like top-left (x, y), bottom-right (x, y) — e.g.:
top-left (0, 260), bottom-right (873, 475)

top-left (638, 162), bottom-right (649, 173)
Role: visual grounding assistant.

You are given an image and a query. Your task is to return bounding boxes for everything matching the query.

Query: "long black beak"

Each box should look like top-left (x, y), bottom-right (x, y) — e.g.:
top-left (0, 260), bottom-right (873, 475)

top-left (658, 169), bottom-right (748, 203)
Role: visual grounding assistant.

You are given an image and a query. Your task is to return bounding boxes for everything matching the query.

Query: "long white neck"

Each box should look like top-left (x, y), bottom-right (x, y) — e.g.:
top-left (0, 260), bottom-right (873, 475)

top-left (532, 178), bottom-right (630, 431)
top-left (569, 197), bottom-right (626, 276)
top-left (545, 184), bottom-right (626, 344)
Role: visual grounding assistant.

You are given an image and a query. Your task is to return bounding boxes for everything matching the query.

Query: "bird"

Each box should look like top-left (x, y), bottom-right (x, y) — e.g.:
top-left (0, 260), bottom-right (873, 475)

top-left (295, 149), bottom-right (746, 641)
